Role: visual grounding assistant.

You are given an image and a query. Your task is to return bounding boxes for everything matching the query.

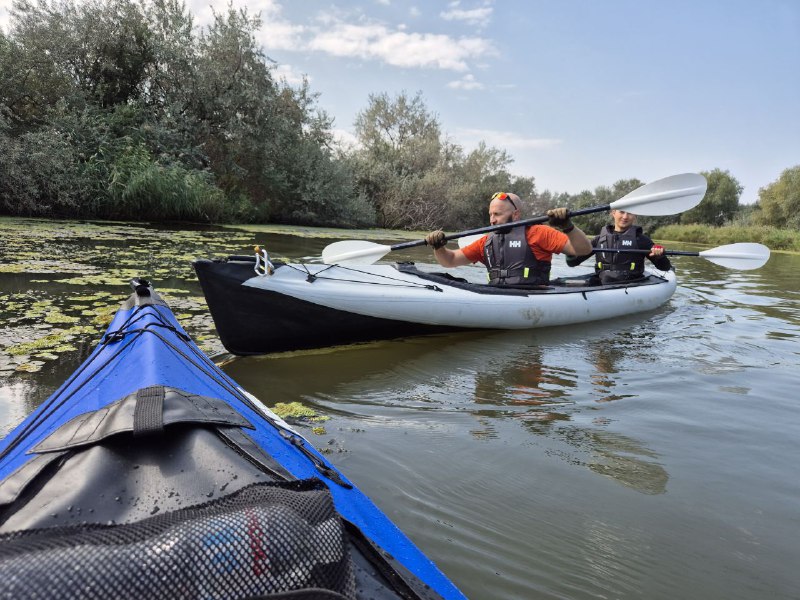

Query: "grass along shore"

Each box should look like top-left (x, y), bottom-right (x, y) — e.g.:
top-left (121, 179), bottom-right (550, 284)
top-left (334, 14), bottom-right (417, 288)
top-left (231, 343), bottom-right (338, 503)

top-left (652, 224), bottom-right (800, 253)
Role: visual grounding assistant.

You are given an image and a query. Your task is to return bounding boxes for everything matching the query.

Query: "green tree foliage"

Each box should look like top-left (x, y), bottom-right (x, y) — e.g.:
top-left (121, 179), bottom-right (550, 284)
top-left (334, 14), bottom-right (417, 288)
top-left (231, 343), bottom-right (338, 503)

top-left (755, 165), bottom-right (800, 230)
top-left (3, 0), bottom-right (154, 117)
top-left (530, 177), bottom-right (706, 241)
top-left (0, 0), bottom-right (369, 225)
top-left (567, 179), bottom-right (645, 233)
top-left (680, 168), bottom-right (742, 226)
top-left (350, 91), bottom-right (534, 230)
top-left (0, 113), bottom-right (83, 215)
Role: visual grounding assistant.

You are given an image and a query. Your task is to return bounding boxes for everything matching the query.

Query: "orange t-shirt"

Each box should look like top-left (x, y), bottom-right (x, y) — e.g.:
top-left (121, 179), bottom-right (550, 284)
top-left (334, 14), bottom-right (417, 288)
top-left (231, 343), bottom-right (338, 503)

top-left (461, 225), bottom-right (569, 265)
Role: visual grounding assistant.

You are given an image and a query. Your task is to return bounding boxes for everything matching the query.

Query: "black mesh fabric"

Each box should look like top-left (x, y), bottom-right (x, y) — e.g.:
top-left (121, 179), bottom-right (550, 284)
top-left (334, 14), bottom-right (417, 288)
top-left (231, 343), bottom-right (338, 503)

top-left (0, 479), bottom-right (355, 600)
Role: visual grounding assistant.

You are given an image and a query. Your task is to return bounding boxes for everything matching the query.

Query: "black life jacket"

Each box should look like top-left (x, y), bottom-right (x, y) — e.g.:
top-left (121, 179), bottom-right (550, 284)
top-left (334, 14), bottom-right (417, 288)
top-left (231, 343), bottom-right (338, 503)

top-left (594, 225), bottom-right (646, 284)
top-left (484, 226), bottom-right (551, 287)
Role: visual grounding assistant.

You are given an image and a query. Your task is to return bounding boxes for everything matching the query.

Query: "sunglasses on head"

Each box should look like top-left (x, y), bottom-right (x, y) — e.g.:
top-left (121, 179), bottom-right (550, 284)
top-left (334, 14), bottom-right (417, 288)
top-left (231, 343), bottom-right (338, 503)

top-left (491, 192), bottom-right (518, 210)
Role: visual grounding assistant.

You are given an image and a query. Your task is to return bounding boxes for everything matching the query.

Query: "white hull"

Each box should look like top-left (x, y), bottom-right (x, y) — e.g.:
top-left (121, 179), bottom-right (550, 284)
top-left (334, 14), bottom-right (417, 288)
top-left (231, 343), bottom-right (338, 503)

top-left (243, 263), bottom-right (677, 329)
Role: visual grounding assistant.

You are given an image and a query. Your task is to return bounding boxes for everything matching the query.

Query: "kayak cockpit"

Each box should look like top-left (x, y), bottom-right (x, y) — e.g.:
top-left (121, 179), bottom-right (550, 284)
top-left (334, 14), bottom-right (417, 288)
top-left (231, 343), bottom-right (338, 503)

top-left (0, 382), bottom-right (446, 599)
top-left (393, 262), bottom-right (670, 295)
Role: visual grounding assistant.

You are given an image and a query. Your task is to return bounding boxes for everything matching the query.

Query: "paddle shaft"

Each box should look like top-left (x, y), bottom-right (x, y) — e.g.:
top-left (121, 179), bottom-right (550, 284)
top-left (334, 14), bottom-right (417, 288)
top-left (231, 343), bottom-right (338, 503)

top-left (321, 173), bottom-right (707, 265)
top-left (587, 243), bottom-right (771, 270)
top-left (590, 248), bottom-right (699, 257)
top-left (389, 204), bottom-right (610, 251)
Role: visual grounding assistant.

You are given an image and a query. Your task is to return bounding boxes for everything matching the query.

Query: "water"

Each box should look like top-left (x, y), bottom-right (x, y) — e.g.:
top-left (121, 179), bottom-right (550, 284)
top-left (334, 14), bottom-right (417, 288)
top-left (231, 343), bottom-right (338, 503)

top-left (2, 217), bottom-right (799, 599)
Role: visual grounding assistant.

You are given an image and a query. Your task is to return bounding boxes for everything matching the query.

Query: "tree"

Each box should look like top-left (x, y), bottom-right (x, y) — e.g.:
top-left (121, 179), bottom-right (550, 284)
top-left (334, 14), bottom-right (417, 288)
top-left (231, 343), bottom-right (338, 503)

top-left (351, 91), bottom-right (444, 227)
top-left (0, 0), bottom-right (368, 225)
top-left (680, 168), bottom-right (742, 226)
top-left (4, 0), bottom-right (155, 113)
top-left (354, 91), bottom-right (442, 177)
top-left (756, 165), bottom-right (800, 229)
top-left (566, 179), bottom-right (644, 233)
top-left (350, 91), bottom-right (536, 230)
top-left (449, 142), bottom-right (534, 228)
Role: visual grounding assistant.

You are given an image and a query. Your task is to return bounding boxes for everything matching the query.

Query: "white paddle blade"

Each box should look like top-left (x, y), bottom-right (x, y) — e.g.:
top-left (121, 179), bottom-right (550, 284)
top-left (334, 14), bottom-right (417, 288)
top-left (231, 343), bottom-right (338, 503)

top-left (699, 243), bottom-right (771, 270)
top-left (457, 234), bottom-right (485, 248)
top-left (321, 240), bottom-right (391, 265)
top-left (611, 173), bottom-right (708, 216)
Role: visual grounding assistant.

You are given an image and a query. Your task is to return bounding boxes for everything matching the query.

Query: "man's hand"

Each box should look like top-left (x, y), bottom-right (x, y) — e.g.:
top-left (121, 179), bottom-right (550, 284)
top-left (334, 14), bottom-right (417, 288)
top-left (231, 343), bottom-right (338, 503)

top-left (547, 207), bottom-right (573, 232)
top-left (649, 244), bottom-right (665, 257)
top-left (426, 230), bottom-right (447, 249)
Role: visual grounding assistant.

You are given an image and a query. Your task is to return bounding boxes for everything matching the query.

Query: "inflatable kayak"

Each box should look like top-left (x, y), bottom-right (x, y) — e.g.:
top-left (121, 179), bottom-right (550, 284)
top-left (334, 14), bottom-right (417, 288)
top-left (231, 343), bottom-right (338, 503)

top-left (0, 279), bottom-right (465, 600)
top-left (194, 255), bottom-right (677, 355)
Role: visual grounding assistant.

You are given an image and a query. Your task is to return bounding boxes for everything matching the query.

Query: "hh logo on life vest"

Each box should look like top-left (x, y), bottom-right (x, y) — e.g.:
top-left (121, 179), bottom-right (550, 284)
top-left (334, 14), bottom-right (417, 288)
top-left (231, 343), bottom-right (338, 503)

top-left (621, 240), bottom-right (633, 246)
top-left (509, 240), bottom-right (522, 248)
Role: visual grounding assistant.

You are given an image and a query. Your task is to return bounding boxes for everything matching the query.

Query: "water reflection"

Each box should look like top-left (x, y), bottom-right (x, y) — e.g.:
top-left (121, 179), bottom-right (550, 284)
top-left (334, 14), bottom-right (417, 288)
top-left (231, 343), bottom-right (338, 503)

top-left (226, 322), bottom-right (669, 495)
top-left (674, 248), bottom-right (800, 327)
top-left (0, 379), bottom-right (52, 436)
top-left (472, 346), bottom-right (574, 435)
top-left (560, 427), bottom-right (668, 495)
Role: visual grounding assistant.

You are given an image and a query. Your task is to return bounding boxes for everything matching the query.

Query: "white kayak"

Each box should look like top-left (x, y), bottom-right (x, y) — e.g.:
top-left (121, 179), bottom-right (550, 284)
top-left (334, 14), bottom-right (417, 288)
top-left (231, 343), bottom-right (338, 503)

top-left (194, 256), bottom-right (676, 355)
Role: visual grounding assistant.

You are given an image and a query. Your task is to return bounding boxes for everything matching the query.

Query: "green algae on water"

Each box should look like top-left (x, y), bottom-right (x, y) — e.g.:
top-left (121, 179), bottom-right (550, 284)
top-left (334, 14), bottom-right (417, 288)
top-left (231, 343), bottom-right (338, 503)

top-left (271, 402), bottom-right (330, 423)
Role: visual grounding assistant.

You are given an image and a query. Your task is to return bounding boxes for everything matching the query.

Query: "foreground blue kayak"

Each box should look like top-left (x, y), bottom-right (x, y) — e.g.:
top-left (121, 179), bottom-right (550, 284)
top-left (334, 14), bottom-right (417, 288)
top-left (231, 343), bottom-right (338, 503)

top-left (0, 279), bottom-right (465, 599)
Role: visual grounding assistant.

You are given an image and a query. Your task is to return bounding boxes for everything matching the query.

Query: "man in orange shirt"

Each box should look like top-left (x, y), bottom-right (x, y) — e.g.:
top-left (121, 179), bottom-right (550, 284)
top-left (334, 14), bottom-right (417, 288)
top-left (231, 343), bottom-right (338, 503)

top-left (425, 192), bottom-right (591, 287)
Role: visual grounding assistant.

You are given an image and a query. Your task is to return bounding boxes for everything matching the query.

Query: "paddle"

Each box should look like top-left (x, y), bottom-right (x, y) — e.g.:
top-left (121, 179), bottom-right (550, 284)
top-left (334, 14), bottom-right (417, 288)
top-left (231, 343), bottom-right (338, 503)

top-left (322, 173), bottom-right (707, 265)
top-left (586, 243), bottom-right (770, 270)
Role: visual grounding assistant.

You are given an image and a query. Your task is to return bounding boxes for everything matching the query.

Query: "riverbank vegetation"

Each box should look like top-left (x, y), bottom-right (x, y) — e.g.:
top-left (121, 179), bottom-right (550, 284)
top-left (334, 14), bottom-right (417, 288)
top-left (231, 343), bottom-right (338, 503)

top-left (1, 0), bottom-right (798, 250)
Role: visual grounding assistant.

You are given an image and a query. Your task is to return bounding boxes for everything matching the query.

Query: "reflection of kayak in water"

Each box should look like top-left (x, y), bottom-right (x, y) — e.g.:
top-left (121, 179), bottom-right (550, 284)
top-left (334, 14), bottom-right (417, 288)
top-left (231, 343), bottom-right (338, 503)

top-left (0, 279), bottom-right (466, 600)
top-left (194, 257), bottom-right (677, 355)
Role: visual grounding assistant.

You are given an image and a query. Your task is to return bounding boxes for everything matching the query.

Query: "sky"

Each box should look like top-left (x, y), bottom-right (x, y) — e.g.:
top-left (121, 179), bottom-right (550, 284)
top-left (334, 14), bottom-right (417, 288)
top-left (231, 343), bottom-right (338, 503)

top-left (1, 0), bottom-right (798, 204)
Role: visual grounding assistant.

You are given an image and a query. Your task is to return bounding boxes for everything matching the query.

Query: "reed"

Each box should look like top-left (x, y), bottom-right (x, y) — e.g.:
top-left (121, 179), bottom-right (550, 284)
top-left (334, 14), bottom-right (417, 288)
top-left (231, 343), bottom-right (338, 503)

top-left (654, 223), bottom-right (800, 252)
top-left (108, 146), bottom-right (228, 222)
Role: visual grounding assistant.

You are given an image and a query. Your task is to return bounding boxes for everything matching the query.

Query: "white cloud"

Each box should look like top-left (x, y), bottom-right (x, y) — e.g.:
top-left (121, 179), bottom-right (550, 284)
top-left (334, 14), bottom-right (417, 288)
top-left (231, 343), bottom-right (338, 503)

top-left (440, 1), bottom-right (493, 26)
top-left (458, 127), bottom-right (563, 150)
top-left (331, 128), bottom-right (360, 151)
top-left (447, 73), bottom-right (484, 90)
top-left (271, 63), bottom-right (307, 86)
top-left (0, 1), bottom-right (13, 32)
top-left (409, 7), bottom-right (421, 18)
top-left (258, 19), bottom-right (306, 50)
top-left (308, 21), bottom-right (494, 71)
top-left (246, 0), bottom-right (306, 50)
top-left (183, 0), bottom-right (304, 49)
top-left (185, 1), bottom-right (493, 72)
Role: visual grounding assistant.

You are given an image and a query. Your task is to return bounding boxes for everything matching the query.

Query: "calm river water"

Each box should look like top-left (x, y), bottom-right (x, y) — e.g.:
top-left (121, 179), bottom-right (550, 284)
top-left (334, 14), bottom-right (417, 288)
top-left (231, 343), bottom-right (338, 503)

top-left (1, 217), bottom-right (798, 599)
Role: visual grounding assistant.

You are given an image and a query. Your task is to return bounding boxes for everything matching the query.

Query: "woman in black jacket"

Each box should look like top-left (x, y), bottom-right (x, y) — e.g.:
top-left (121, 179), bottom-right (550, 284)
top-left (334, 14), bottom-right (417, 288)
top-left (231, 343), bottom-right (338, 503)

top-left (567, 209), bottom-right (671, 284)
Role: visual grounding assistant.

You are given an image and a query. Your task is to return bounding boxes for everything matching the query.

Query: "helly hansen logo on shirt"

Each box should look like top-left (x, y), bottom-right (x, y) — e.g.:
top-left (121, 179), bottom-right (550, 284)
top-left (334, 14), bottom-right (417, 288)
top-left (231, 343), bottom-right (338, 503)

top-left (621, 240), bottom-right (633, 246)
top-left (509, 240), bottom-right (523, 248)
